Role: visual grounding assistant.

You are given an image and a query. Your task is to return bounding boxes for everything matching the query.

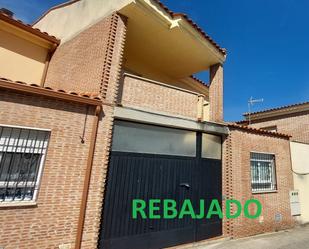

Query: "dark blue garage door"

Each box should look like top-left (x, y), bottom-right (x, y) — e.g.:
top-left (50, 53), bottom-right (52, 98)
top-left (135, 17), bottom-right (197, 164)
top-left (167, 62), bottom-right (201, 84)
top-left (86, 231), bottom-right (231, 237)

top-left (99, 121), bottom-right (222, 249)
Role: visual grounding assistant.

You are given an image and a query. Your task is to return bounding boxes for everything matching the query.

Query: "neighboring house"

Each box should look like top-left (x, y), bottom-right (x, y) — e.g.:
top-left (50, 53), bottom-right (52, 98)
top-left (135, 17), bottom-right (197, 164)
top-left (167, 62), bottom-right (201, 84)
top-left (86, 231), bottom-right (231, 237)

top-left (0, 10), bottom-right (59, 84)
top-left (240, 102), bottom-right (309, 224)
top-left (0, 1), bottom-right (296, 249)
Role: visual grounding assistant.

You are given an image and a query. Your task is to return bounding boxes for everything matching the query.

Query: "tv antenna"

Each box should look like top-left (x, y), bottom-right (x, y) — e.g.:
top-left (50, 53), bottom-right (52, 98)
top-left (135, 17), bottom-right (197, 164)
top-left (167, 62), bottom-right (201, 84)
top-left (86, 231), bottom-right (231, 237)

top-left (248, 96), bottom-right (264, 124)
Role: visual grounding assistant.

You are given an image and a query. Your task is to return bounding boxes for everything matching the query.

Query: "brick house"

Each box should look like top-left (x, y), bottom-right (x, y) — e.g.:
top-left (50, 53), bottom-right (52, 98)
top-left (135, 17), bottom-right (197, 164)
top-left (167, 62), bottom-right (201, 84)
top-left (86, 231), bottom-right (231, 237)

top-left (241, 101), bottom-right (309, 144)
top-left (239, 102), bottom-right (309, 225)
top-left (0, 1), bottom-right (296, 248)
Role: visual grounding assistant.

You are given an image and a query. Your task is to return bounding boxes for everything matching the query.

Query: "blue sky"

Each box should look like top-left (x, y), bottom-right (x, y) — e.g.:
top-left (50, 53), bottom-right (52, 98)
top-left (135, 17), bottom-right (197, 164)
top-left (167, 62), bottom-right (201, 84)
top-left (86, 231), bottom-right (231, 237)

top-left (1, 0), bottom-right (308, 121)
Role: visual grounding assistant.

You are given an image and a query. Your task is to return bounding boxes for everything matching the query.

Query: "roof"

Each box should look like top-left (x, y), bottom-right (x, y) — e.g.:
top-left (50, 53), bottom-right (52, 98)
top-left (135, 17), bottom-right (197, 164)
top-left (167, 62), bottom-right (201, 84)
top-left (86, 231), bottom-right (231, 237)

top-left (235, 120), bottom-right (249, 125)
top-left (243, 101), bottom-right (309, 117)
top-left (190, 75), bottom-right (209, 88)
top-left (153, 0), bottom-right (226, 55)
top-left (0, 77), bottom-right (102, 106)
top-left (33, 0), bottom-right (226, 55)
top-left (228, 123), bottom-right (291, 138)
top-left (0, 12), bottom-right (60, 45)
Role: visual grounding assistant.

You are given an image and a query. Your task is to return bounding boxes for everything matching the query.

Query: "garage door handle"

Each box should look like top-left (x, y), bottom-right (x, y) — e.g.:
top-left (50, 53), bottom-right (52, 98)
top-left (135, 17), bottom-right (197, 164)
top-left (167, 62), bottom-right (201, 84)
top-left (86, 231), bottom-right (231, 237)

top-left (179, 183), bottom-right (190, 189)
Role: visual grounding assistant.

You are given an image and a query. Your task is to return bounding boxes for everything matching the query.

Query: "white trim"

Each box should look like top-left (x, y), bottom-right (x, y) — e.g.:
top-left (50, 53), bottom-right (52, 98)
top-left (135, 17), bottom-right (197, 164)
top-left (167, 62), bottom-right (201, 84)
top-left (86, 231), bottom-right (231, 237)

top-left (250, 159), bottom-right (274, 162)
top-left (250, 151), bottom-right (276, 156)
top-left (33, 151), bottom-right (48, 201)
top-left (0, 201), bottom-right (37, 208)
top-left (250, 152), bottom-right (277, 192)
top-left (0, 124), bottom-right (51, 132)
top-left (0, 182), bottom-right (36, 187)
top-left (114, 106), bottom-right (229, 135)
top-left (252, 190), bottom-right (278, 194)
top-left (0, 126), bottom-right (50, 203)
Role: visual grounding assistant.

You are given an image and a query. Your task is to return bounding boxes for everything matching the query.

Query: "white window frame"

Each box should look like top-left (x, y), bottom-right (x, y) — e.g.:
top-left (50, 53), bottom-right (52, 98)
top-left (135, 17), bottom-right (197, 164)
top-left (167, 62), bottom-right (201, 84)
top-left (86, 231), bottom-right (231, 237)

top-left (250, 152), bottom-right (277, 192)
top-left (0, 124), bottom-right (50, 203)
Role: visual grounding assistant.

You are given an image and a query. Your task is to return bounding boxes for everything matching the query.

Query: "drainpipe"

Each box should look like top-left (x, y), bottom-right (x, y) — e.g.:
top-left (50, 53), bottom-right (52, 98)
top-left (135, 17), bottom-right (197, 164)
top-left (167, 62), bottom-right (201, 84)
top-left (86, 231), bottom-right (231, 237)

top-left (75, 105), bottom-right (101, 249)
top-left (41, 43), bottom-right (58, 86)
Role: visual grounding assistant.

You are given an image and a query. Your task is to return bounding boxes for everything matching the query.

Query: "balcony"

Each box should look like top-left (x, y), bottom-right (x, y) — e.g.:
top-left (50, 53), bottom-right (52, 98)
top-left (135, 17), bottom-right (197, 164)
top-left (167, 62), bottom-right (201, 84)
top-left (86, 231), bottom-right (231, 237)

top-left (118, 73), bottom-right (209, 122)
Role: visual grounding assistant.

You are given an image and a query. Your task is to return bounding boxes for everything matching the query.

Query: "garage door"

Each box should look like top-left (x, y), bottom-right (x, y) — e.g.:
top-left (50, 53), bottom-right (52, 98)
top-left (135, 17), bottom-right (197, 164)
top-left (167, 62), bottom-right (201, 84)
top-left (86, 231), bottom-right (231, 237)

top-left (99, 121), bottom-right (222, 249)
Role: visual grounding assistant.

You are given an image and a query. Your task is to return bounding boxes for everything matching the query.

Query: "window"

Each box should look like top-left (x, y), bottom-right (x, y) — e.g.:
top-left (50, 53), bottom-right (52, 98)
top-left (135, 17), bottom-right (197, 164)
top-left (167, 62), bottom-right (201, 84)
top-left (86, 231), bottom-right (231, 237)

top-left (202, 134), bottom-right (222, 160)
top-left (250, 152), bottom-right (277, 192)
top-left (0, 126), bottom-right (50, 202)
top-left (112, 121), bottom-right (196, 156)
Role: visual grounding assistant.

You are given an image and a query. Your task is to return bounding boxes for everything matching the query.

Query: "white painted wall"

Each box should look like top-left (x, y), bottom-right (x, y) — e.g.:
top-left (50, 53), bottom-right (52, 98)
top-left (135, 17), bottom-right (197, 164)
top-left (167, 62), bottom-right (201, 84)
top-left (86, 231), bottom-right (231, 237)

top-left (290, 141), bottom-right (309, 224)
top-left (34, 0), bottom-right (133, 43)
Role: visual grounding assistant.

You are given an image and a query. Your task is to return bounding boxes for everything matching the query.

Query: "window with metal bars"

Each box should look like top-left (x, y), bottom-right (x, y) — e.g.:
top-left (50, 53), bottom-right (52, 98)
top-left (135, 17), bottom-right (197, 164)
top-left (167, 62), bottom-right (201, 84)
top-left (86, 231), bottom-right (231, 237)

top-left (250, 152), bottom-right (277, 192)
top-left (0, 125), bottom-right (50, 202)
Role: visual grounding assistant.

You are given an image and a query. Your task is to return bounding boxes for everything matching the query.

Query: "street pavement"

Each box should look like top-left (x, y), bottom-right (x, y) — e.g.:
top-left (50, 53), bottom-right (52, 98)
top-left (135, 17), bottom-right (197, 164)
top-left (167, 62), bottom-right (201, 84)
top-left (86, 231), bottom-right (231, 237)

top-left (198, 225), bottom-right (309, 249)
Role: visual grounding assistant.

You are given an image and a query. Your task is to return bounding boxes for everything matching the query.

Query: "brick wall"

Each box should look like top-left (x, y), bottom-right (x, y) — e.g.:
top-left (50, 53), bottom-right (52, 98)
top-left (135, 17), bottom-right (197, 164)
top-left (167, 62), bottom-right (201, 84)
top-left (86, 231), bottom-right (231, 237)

top-left (79, 13), bottom-right (127, 249)
top-left (223, 127), bottom-right (295, 238)
top-left (222, 135), bottom-right (233, 237)
top-left (0, 9), bottom-right (127, 248)
top-left (45, 13), bottom-right (127, 103)
top-left (249, 111), bottom-right (309, 144)
top-left (79, 104), bottom-right (114, 249)
top-left (34, 11), bottom-right (127, 249)
top-left (209, 64), bottom-right (223, 122)
top-left (0, 90), bottom-right (108, 249)
top-left (120, 74), bottom-right (200, 119)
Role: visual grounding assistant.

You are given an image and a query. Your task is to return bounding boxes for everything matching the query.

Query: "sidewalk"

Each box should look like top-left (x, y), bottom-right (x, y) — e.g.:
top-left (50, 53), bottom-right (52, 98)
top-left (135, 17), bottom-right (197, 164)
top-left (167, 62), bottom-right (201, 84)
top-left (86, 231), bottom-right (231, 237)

top-left (198, 225), bottom-right (309, 249)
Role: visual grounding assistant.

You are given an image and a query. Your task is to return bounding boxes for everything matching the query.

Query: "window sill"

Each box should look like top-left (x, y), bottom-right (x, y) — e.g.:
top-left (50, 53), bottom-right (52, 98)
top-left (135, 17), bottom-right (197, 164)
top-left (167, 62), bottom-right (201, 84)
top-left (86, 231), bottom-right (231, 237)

top-left (0, 201), bottom-right (37, 208)
top-left (252, 190), bottom-right (278, 194)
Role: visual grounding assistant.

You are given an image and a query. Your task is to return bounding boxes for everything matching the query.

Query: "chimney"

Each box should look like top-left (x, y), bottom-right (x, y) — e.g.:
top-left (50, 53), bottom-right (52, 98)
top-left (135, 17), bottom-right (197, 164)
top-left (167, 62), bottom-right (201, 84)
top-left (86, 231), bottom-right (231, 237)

top-left (0, 8), bottom-right (14, 18)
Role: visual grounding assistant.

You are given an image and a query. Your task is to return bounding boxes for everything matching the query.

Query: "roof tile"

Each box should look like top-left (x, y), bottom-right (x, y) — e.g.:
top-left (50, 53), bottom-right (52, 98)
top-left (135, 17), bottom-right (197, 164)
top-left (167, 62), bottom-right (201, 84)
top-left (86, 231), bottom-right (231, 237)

top-left (244, 101), bottom-right (309, 116)
top-left (190, 75), bottom-right (209, 88)
top-left (33, 0), bottom-right (225, 55)
top-left (228, 123), bottom-right (291, 138)
top-left (0, 12), bottom-right (60, 44)
top-left (0, 77), bottom-right (101, 101)
top-left (153, 0), bottom-right (226, 55)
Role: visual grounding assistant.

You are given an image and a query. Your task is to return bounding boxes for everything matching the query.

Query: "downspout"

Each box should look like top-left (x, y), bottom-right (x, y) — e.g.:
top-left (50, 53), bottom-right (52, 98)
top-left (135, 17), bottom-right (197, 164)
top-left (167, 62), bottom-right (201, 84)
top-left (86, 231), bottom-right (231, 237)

top-left (41, 43), bottom-right (57, 86)
top-left (75, 105), bottom-right (101, 249)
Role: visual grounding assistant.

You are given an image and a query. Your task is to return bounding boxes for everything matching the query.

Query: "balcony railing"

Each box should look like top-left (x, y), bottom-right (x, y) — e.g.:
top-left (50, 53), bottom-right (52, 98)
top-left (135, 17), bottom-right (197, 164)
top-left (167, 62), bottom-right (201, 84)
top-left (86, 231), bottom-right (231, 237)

top-left (118, 73), bottom-right (209, 121)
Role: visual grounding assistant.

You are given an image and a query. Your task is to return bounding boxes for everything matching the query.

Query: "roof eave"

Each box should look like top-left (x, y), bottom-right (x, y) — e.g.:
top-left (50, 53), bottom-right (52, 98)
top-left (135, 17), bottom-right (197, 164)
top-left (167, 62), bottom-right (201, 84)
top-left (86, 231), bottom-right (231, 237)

top-left (0, 13), bottom-right (60, 45)
top-left (150, 0), bottom-right (226, 58)
top-left (0, 78), bottom-right (102, 106)
top-left (228, 123), bottom-right (291, 139)
top-left (243, 101), bottom-right (309, 121)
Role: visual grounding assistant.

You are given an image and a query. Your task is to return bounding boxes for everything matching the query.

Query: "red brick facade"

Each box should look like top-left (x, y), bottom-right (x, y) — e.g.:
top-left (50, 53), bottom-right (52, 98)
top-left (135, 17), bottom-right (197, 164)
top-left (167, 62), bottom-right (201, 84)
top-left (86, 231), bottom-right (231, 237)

top-left (0, 8), bottom-right (297, 249)
top-left (223, 126), bottom-right (295, 238)
top-left (0, 12), bottom-right (127, 249)
top-left (209, 63), bottom-right (224, 122)
top-left (120, 74), bottom-right (201, 119)
top-left (45, 13), bottom-right (127, 103)
top-left (249, 111), bottom-right (309, 144)
top-left (0, 90), bottom-right (105, 249)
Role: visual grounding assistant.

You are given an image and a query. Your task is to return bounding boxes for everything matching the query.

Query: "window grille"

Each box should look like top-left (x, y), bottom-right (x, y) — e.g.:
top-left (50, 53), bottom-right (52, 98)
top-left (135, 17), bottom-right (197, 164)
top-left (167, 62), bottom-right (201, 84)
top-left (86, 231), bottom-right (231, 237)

top-left (250, 152), bottom-right (277, 192)
top-left (0, 126), bottom-right (50, 202)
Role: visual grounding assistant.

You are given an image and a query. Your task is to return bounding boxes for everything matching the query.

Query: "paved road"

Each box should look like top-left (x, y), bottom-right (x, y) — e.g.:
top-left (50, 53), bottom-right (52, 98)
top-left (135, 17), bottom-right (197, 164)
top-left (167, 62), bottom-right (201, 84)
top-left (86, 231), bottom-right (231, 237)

top-left (199, 225), bottom-right (309, 249)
